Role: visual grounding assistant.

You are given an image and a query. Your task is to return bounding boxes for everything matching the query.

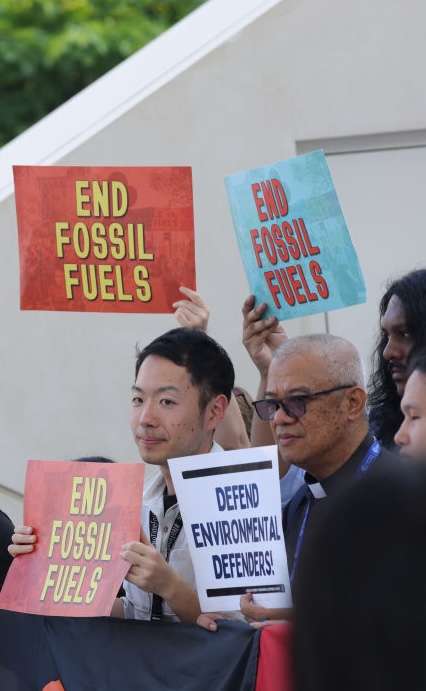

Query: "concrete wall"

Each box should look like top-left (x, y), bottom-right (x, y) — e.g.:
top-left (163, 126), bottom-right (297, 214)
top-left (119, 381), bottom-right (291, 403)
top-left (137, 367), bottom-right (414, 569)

top-left (1, 0), bottom-right (426, 522)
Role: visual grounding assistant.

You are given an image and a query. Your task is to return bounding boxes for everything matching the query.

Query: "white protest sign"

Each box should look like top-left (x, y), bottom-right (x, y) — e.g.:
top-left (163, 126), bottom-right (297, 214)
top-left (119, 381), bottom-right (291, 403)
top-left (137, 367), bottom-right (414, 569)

top-left (169, 445), bottom-right (292, 612)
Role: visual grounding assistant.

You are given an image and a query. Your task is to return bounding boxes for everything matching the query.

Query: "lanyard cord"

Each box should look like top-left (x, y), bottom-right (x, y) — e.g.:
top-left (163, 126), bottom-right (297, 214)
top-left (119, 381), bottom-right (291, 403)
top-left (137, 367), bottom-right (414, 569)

top-left (289, 494), bottom-right (311, 586)
top-left (149, 509), bottom-right (183, 621)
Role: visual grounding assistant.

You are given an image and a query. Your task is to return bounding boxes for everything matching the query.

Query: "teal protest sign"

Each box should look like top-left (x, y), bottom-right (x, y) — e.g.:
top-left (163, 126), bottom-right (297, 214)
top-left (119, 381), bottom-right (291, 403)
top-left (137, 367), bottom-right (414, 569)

top-left (225, 150), bottom-right (366, 320)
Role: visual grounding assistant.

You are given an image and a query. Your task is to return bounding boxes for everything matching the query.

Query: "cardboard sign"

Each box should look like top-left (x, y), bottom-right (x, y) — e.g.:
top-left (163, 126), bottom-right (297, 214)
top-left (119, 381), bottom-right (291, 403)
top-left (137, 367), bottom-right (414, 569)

top-left (169, 446), bottom-right (292, 612)
top-left (225, 150), bottom-right (366, 319)
top-left (14, 166), bottom-right (195, 312)
top-left (0, 460), bottom-right (144, 616)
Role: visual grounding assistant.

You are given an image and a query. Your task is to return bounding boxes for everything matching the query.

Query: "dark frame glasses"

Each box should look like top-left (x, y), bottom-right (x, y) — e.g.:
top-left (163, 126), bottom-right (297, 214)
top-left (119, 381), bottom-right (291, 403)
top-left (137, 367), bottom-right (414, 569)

top-left (252, 385), bottom-right (354, 420)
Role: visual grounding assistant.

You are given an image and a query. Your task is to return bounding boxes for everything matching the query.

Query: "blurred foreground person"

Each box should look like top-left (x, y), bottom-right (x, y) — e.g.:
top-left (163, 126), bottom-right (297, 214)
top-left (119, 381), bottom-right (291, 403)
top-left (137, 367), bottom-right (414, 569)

top-left (293, 463), bottom-right (426, 691)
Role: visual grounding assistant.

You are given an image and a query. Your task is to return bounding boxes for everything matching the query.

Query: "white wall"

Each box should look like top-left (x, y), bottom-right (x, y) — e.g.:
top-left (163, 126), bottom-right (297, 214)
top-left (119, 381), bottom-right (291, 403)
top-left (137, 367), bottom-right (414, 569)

top-left (1, 0), bottom-right (426, 522)
top-left (326, 145), bottom-right (426, 371)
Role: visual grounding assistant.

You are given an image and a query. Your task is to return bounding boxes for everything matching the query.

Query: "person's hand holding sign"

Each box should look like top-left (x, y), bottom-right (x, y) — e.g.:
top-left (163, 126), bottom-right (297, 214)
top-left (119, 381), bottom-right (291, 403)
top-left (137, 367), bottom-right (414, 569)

top-left (242, 295), bottom-right (288, 378)
top-left (242, 294), bottom-right (288, 447)
top-left (120, 527), bottom-right (201, 624)
top-left (172, 286), bottom-right (250, 450)
top-left (172, 286), bottom-right (210, 332)
top-left (240, 593), bottom-right (292, 628)
top-left (8, 525), bottom-right (36, 557)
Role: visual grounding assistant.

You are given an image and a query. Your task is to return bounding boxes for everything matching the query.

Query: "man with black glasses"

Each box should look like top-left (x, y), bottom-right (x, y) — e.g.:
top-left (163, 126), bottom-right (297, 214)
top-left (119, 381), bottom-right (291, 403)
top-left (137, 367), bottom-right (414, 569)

top-left (253, 332), bottom-right (398, 584)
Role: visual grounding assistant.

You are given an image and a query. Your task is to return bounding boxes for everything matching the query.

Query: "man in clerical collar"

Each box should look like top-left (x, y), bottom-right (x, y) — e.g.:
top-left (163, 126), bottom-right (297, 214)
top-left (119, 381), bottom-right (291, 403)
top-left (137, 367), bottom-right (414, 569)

top-left (198, 332), bottom-right (399, 632)
top-left (252, 332), bottom-right (399, 582)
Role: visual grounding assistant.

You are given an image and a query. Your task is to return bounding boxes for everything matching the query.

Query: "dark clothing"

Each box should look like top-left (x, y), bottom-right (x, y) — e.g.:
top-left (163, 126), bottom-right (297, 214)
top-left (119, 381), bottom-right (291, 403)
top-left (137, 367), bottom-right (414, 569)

top-left (0, 509), bottom-right (14, 590)
top-left (368, 403), bottom-right (401, 452)
top-left (282, 434), bottom-right (400, 576)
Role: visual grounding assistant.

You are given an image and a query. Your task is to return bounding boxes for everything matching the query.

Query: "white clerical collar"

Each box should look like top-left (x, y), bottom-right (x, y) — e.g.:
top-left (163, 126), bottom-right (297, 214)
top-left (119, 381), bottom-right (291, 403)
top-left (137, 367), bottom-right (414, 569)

top-left (307, 482), bottom-right (327, 499)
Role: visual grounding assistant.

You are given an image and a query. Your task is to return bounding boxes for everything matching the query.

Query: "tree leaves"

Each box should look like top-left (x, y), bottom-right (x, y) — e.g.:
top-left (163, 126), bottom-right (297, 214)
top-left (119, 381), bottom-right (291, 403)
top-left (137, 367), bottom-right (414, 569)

top-left (0, 0), bottom-right (205, 146)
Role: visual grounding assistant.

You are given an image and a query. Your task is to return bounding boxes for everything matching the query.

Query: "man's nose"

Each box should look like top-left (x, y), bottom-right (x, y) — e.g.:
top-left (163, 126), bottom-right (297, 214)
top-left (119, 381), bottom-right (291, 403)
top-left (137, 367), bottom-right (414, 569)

top-left (272, 403), bottom-right (297, 424)
top-left (383, 336), bottom-right (401, 361)
top-left (394, 420), bottom-right (408, 448)
top-left (138, 401), bottom-right (157, 425)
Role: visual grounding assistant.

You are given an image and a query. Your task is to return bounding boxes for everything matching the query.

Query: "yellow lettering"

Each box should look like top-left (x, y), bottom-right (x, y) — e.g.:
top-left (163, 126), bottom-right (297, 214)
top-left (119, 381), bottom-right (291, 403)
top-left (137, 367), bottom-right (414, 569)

top-left (137, 224), bottom-right (154, 260)
top-left (73, 222), bottom-right (90, 259)
top-left (109, 223), bottom-right (126, 260)
top-left (98, 265), bottom-right (115, 300)
top-left (60, 521), bottom-right (75, 559)
top-left (81, 264), bottom-right (98, 301)
top-left (62, 565), bottom-right (84, 603)
top-left (127, 223), bottom-right (136, 259)
top-left (80, 477), bottom-right (95, 514)
top-left (92, 181), bottom-right (109, 217)
top-left (94, 523), bottom-right (106, 560)
top-left (134, 265), bottom-right (152, 302)
top-left (69, 477), bottom-right (84, 514)
top-left (80, 477), bottom-right (107, 515)
top-left (93, 477), bottom-right (107, 515)
top-left (53, 565), bottom-right (68, 602)
top-left (116, 266), bottom-right (133, 302)
top-left (84, 522), bottom-right (97, 560)
top-left (85, 566), bottom-right (103, 604)
top-left (74, 565), bottom-right (86, 603)
top-left (100, 523), bottom-right (112, 561)
top-left (73, 521), bottom-right (86, 560)
top-left (40, 564), bottom-right (58, 601)
top-left (55, 222), bottom-right (71, 258)
top-left (111, 181), bottom-right (128, 217)
top-left (48, 520), bottom-right (63, 558)
top-left (63, 263), bottom-right (80, 299)
top-left (75, 181), bottom-right (91, 217)
top-left (92, 222), bottom-right (108, 259)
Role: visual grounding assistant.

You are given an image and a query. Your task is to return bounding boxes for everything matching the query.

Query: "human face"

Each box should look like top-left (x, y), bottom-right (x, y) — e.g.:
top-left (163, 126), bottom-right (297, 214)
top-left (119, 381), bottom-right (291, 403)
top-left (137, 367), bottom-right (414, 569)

top-left (381, 295), bottom-right (414, 397)
top-left (266, 352), bottom-right (356, 480)
top-left (130, 355), bottom-right (215, 469)
top-left (394, 370), bottom-right (426, 459)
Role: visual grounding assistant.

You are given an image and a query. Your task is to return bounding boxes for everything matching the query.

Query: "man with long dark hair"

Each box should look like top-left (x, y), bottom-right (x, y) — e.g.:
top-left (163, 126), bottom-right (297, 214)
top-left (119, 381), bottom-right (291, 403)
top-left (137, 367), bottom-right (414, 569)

top-left (368, 268), bottom-right (426, 449)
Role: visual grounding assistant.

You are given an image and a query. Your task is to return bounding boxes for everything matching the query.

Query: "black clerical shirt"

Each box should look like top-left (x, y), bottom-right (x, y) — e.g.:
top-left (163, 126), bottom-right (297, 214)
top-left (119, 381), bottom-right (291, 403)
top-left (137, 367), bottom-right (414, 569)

top-left (282, 434), bottom-right (399, 578)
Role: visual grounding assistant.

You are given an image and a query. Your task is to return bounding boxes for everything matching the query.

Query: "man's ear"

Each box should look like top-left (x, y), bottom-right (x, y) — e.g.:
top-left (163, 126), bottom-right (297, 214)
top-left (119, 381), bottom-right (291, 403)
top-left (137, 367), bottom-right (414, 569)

top-left (347, 386), bottom-right (367, 421)
top-left (206, 394), bottom-right (229, 431)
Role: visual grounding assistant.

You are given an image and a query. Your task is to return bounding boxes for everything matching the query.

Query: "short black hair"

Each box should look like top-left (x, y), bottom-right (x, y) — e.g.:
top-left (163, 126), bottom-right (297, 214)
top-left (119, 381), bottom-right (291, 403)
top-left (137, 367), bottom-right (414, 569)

top-left (408, 348), bottom-right (426, 378)
top-left (135, 328), bottom-right (235, 411)
top-left (75, 456), bottom-right (115, 463)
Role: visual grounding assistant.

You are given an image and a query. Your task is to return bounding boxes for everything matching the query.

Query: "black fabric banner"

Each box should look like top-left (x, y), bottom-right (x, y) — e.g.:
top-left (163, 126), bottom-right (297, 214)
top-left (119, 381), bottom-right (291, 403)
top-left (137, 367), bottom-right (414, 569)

top-left (0, 609), bottom-right (260, 691)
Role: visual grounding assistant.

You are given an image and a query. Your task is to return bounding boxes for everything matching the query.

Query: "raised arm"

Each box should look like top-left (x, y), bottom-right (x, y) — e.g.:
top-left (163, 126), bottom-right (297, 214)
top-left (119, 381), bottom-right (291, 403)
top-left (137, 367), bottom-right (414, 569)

top-left (242, 295), bottom-right (288, 447)
top-left (173, 286), bottom-right (250, 449)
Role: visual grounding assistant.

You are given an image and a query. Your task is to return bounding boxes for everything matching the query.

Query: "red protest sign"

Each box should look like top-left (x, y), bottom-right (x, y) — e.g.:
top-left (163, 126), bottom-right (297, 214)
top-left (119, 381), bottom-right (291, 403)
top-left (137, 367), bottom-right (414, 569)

top-left (14, 166), bottom-right (196, 312)
top-left (0, 460), bottom-right (144, 616)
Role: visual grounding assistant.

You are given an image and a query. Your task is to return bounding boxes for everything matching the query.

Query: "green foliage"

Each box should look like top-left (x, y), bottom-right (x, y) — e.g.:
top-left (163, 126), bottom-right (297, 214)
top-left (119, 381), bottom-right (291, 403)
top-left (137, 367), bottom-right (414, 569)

top-left (0, 0), bottom-right (206, 147)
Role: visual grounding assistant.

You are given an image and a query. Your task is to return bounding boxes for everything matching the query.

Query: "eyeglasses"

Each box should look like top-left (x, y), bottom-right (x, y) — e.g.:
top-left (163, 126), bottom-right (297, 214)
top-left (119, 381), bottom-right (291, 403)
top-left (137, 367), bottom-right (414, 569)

top-left (252, 385), bottom-right (354, 421)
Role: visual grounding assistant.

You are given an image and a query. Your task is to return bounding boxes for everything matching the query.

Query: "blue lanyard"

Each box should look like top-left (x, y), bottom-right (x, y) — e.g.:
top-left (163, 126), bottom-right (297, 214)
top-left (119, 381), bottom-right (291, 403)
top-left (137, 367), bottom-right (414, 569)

top-left (354, 438), bottom-right (381, 478)
top-left (289, 439), bottom-right (381, 586)
top-left (289, 494), bottom-right (312, 585)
